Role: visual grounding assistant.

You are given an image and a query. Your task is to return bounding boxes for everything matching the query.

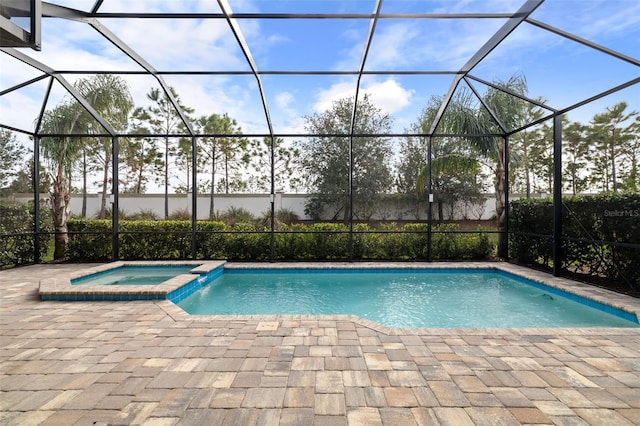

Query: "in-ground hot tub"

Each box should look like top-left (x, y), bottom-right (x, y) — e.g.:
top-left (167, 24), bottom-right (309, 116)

top-left (39, 261), bottom-right (225, 301)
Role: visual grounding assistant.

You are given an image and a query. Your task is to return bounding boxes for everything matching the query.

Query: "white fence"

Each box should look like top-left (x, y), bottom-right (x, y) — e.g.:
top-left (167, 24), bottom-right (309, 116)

top-left (4, 192), bottom-right (501, 221)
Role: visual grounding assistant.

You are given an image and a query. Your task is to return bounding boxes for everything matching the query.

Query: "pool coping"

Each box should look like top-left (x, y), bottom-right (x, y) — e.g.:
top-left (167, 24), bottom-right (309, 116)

top-left (38, 261), bottom-right (640, 331)
top-left (38, 260), bottom-right (226, 300)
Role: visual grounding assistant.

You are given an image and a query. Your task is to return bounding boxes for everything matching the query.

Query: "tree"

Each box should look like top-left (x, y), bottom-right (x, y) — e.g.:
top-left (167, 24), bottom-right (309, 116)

top-left (563, 120), bottom-right (590, 195)
top-left (297, 94), bottom-right (393, 222)
top-left (407, 96), bottom-right (486, 222)
top-left (75, 75), bottom-right (133, 218)
top-left (589, 102), bottom-right (638, 192)
top-left (175, 136), bottom-right (194, 194)
top-left (248, 136), bottom-right (301, 193)
top-left (0, 130), bottom-right (27, 195)
top-left (475, 75), bottom-right (531, 257)
top-left (5, 156), bottom-right (51, 195)
top-left (195, 113), bottom-right (250, 217)
top-left (619, 116), bottom-right (640, 193)
top-left (120, 132), bottom-right (163, 194)
top-left (132, 87), bottom-right (193, 218)
top-left (40, 103), bottom-right (84, 259)
top-left (528, 121), bottom-right (553, 195)
top-left (396, 130), bottom-right (429, 220)
top-left (509, 102), bottom-right (548, 198)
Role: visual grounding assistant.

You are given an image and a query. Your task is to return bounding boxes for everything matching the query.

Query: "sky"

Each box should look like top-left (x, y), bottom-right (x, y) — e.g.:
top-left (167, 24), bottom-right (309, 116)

top-left (0, 0), bottom-right (638, 193)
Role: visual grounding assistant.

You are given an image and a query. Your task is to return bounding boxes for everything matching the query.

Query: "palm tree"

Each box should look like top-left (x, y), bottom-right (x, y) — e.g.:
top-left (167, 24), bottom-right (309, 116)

top-left (75, 75), bottom-right (133, 218)
top-left (475, 75), bottom-right (530, 257)
top-left (426, 75), bottom-right (531, 257)
top-left (40, 103), bottom-right (84, 259)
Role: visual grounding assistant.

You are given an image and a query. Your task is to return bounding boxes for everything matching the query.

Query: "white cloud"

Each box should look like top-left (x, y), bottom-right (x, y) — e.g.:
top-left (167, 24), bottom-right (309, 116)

top-left (366, 23), bottom-right (421, 69)
top-left (276, 92), bottom-right (294, 109)
top-left (363, 79), bottom-right (414, 115)
top-left (312, 80), bottom-right (356, 113)
top-left (313, 78), bottom-right (413, 115)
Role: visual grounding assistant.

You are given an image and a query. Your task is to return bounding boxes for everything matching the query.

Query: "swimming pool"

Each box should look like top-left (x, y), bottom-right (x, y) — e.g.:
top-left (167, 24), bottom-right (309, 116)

top-left (71, 265), bottom-right (196, 285)
top-left (177, 268), bottom-right (639, 328)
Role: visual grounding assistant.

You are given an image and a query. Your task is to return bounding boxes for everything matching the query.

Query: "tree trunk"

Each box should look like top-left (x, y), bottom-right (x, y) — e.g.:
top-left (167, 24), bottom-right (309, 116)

top-left (209, 160), bottom-right (216, 218)
top-left (495, 150), bottom-right (508, 258)
top-left (81, 150), bottom-right (87, 218)
top-left (99, 142), bottom-right (110, 219)
top-left (224, 155), bottom-right (229, 194)
top-left (51, 164), bottom-right (70, 260)
top-left (136, 164), bottom-right (143, 194)
top-left (164, 136), bottom-right (169, 219)
top-left (610, 136), bottom-right (617, 192)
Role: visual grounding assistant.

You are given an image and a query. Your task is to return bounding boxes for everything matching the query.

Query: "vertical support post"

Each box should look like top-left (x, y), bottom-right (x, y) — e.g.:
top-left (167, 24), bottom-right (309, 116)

top-left (553, 115), bottom-right (563, 276)
top-left (31, 0), bottom-right (41, 50)
top-left (348, 136), bottom-right (354, 262)
top-left (503, 135), bottom-right (510, 260)
top-left (33, 135), bottom-right (41, 263)
top-left (426, 136), bottom-right (432, 261)
top-left (111, 136), bottom-right (119, 261)
top-left (270, 135), bottom-right (276, 263)
top-left (191, 136), bottom-right (198, 259)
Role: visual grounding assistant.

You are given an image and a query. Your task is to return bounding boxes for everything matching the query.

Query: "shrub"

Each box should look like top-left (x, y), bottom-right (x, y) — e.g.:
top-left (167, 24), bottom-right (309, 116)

top-left (224, 222), bottom-right (270, 260)
top-left (120, 221), bottom-right (192, 260)
top-left (221, 206), bottom-right (255, 226)
top-left (275, 208), bottom-right (299, 225)
top-left (95, 207), bottom-right (126, 219)
top-left (67, 219), bottom-right (112, 261)
top-left (196, 221), bottom-right (227, 259)
top-left (509, 198), bottom-right (553, 265)
top-left (0, 201), bottom-right (52, 267)
top-left (510, 194), bottom-right (640, 294)
top-left (168, 208), bottom-right (191, 221)
top-left (126, 209), bottom-right (159, 221)
top-left (61, 219), bottom-right (496, 262)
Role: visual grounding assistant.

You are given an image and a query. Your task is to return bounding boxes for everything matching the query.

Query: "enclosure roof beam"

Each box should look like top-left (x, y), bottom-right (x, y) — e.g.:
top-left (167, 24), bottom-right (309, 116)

top-left (466, 74), bottom-right (557, 112)
top-left (217, 0), bottom-right (274, 136)
top-left (464, 77), bottom-right (507, 133)
top-left (34, 77), bottom-right (55, 134)
top-left (526, 18), bottom-right (640, 68)
top-left (1, 47), bottom-right (116, 135)
top-left (0, 73), bottom-right (48, 96)
top-left (428, 0), bottom-right (544, 135)
top-left (41, 2), bottom-right (91, 22)
top-left (557, 77), bottom-right (640, 117)
top-left (46, 70), bottom-right (463, 76)
top-left (89, 19), bottom-right (195, 135)
top-left (350, 0), bottom-right (383, 138)
top-left (88, 12), bottom-right (515, 19)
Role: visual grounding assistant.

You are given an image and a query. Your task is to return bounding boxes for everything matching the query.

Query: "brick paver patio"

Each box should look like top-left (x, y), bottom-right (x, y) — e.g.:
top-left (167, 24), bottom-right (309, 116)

top-left (1, 263), bottom-right (639, 425)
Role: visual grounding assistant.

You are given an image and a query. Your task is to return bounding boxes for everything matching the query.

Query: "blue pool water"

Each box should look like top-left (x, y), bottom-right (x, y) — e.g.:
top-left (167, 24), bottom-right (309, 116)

top-left (72, 266), bottom-right (196, 286)
top-left (177, 269), bottom-right (639, 328)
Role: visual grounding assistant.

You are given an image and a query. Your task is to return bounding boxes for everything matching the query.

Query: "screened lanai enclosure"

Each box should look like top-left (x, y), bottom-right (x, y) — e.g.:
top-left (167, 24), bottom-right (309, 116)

top-left (1, 0), bottom-right (639, 293)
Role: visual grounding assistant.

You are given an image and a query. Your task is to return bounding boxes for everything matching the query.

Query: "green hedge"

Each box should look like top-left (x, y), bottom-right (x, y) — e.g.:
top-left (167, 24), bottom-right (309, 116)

top-left (510, 194), bottom-right (640, 294)
top-left (66, 220), bottom-right (495, 262)
top-left (0, 202), bottom-right (52, 268)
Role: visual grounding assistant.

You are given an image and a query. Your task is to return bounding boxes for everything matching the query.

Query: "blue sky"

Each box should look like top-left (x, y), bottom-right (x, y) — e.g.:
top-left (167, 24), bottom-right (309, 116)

top-left (1, 0), bottom-right (639, 137)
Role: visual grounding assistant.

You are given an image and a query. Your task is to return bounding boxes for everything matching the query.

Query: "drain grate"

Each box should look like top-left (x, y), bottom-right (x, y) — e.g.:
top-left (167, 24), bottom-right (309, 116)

top-left (256, 321), bottom-right (279, 331)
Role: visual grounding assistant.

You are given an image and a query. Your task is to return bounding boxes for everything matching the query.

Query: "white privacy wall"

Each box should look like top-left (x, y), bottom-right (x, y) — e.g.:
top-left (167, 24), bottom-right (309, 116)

top-left (5, 193), bottom-right (500, 221)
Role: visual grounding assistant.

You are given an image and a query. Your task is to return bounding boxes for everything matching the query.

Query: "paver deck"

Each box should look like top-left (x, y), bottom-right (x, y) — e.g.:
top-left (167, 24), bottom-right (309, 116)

top-left (1, 263), bottom-right (639, 425)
